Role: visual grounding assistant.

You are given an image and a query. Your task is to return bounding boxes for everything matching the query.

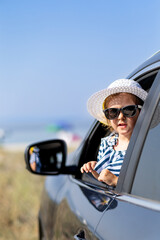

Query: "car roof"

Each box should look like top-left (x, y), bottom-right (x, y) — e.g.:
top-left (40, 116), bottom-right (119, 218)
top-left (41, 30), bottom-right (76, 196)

top-left (127, 51), bottom-right (160, 79)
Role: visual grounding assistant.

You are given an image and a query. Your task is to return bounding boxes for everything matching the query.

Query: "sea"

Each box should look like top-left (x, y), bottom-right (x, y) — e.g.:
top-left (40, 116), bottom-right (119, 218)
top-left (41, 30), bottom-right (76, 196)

top-left (0, 118), bottom-right (93, 147)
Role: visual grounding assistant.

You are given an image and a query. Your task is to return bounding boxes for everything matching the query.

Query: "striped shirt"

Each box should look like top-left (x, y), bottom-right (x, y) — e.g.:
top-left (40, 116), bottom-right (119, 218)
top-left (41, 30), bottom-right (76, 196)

top-left (94, 133), bottom-right (126, 177)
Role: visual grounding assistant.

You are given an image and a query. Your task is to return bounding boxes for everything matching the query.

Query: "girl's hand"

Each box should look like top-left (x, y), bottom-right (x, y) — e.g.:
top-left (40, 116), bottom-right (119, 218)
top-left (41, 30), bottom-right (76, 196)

top-left (80, 161), bottom-right (99, 179)
top-left (80, 161), bottom-right (97, 173)
top-left (98, 169), bottom-right (118, 187)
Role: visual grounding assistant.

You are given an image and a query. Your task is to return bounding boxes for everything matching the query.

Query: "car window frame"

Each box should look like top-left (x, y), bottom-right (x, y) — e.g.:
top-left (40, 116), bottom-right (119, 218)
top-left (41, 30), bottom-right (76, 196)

top-left (116, 69), bottom-right (160, 194)
top-left (72, 68), bottom-right (160, 194)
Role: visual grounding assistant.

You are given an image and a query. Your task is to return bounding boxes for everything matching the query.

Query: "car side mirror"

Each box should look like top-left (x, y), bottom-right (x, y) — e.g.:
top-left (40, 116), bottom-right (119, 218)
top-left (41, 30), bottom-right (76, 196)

top-left (25, 139), bottom-right (67, 175)
top-left (24, 139), bottom-right (78, 175)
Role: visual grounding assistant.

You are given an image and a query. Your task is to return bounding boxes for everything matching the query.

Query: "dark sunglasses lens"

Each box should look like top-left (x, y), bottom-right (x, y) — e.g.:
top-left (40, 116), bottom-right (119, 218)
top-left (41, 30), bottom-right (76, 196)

top-left (105, 108), bottom-right (119, 119)
top-left (123, 105), bottom-right (137, 117)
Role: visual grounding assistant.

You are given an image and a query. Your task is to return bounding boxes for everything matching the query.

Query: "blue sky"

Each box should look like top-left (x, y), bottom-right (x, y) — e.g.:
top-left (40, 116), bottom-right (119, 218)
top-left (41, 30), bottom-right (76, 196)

top-left (0, 0), bottom-right (160, 125)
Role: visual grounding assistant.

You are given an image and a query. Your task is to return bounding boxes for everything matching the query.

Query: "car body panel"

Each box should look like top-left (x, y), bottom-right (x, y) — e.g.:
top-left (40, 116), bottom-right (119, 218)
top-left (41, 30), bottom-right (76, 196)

top-left (96, 194), bottom-right (160, 240)
top-left (39, 173), bottom-right (117, 239)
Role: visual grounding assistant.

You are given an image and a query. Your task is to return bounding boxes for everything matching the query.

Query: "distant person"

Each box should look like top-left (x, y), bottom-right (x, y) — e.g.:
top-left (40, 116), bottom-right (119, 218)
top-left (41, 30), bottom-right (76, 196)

top-left (81, 79), bottom-right (148, 187)
top-left (29, 146), bottom-right (42, 172)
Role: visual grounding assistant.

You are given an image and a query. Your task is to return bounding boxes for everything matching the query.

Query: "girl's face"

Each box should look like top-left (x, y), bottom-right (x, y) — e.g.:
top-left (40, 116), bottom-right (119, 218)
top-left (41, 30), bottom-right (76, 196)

top-left (107, 93), bottom-right (140, 139)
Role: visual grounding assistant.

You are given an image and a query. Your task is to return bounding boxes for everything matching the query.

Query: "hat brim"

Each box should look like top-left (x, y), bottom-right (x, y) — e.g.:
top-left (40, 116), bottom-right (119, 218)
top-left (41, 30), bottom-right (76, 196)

top-left (87, 86), bottom-right (148, 125)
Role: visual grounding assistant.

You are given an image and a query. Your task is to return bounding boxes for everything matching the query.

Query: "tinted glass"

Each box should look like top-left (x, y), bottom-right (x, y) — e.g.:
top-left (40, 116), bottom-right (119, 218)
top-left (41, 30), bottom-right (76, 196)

top-left (131, 100), bottom-right (160, 201)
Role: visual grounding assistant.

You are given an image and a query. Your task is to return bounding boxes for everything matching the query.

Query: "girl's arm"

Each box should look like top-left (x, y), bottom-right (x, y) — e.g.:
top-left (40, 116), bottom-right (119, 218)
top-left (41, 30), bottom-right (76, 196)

top-left (98, 169), bottom-right (118, 187)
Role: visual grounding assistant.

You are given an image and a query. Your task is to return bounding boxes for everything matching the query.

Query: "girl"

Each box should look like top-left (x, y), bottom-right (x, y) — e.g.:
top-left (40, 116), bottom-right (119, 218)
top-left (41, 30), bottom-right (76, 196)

top-left (80, 79), bottom-right (148, 186)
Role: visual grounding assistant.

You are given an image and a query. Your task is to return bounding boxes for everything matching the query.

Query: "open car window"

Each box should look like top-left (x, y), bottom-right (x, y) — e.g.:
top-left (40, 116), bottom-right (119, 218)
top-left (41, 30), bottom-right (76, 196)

top-left (78, 70), bottom-right (159, 191)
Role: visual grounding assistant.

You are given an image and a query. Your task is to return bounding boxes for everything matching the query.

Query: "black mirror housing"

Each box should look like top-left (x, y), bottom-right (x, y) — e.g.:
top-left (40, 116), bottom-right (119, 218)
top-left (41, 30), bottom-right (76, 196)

top-left (24, 139), bottom-right (68, 175)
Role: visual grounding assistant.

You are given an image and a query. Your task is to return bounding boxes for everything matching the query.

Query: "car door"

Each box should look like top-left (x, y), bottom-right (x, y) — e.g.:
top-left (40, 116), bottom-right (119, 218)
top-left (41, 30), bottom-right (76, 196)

top-left (53, 176), bottom-right (117, 240)
top-left (50, 124), bottom-right (118, 239)
top-left (37, 121), bottom-right (117, 239)
top-left (94, 69), bottom-right (160, 240)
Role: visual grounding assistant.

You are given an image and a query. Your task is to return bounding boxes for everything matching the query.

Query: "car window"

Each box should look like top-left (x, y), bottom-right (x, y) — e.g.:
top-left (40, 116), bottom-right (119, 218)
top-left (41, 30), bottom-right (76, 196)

top-left (131, 99), bottom-right (160, 201)
top-left (79, 71), bottom-right (159, 190)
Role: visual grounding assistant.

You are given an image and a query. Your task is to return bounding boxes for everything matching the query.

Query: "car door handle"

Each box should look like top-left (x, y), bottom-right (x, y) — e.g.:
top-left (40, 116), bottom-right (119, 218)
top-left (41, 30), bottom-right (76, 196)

top-left (74, 229), bottom-right (87, 240)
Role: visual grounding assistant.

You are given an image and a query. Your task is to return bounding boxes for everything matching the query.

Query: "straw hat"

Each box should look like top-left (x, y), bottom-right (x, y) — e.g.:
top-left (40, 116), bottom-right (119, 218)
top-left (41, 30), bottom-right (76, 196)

top-left (87, 78), bottom-right (160, 130)
top-left (87, 79), bottom-right (147, 125)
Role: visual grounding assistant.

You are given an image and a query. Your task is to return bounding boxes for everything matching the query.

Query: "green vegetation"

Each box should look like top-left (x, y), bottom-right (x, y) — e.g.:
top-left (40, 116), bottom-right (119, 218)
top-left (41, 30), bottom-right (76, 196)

top-left (0, 148), bottom-right (44, 240)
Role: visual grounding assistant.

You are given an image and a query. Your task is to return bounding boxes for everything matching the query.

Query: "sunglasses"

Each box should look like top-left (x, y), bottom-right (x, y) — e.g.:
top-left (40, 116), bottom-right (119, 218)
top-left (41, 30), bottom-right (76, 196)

top-left (103, 105), bottom-right (142, 120)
